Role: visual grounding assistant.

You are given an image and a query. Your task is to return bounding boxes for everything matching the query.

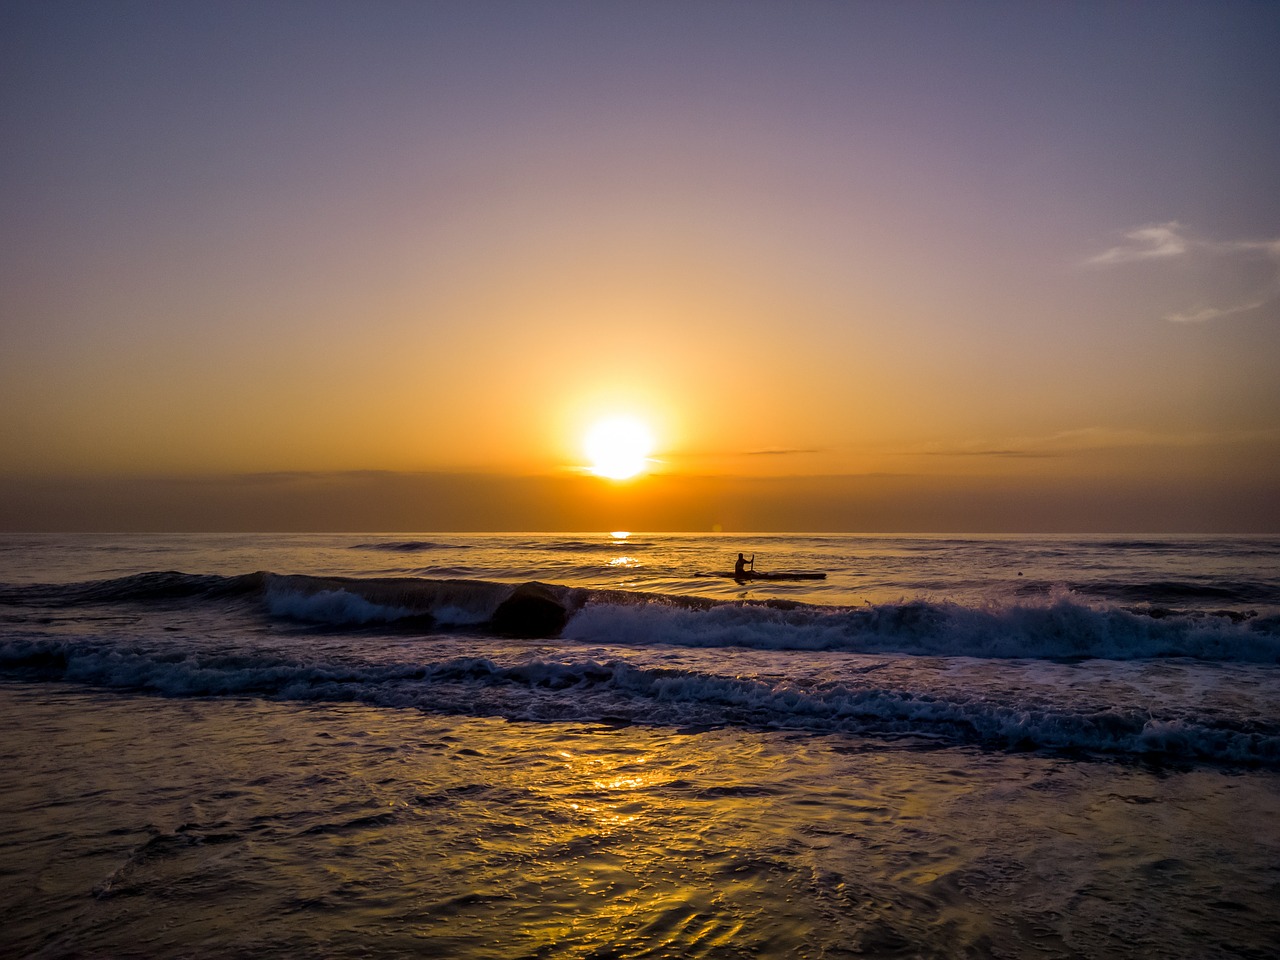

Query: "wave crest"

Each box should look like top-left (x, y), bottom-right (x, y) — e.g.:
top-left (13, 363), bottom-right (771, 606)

top-left (3, 571), bottom-right (1276, 661)
top-left (565, 596), bottom-right (1280, 663)
top-left (2, 637), bottom-right (1276, 766)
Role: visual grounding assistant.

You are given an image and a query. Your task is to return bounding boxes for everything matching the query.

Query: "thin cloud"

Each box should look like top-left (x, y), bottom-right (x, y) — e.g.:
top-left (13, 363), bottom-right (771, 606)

top-left (1087, 223), bottom-right (1280, 323)
top-left (1086, 221), bottom-right (1188, 265)
top-left (920, 450), bottom-right (1059, 459)
top-left (1166, 299), bottom-right (1267, 324)
top-left (909, 427), bottom-right (1280, 461)
top-left (663, 446), bottom-right (828, 461)
top-left (1030, 426), bottom-right (1272, 451)
top-left (162, 470), bottom-right (405, 487)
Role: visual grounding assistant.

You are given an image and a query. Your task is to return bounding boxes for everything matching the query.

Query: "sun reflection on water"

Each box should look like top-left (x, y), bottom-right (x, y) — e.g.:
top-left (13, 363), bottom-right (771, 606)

top-left (547, 749), bottom-right (667, 831)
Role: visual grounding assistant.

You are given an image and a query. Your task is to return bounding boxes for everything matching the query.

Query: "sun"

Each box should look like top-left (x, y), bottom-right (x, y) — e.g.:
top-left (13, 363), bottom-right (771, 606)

top-left (584, 416), bottom-right (653, 480)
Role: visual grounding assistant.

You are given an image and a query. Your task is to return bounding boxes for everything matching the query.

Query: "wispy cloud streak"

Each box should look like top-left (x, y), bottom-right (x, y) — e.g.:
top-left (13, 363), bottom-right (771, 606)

top-left (1165, 299), bottom-right (1268, 324)
top-left (908, 426), bottom-right (1280, 460)
top-left (1086, 222), bottom-right (1189, 264)
top-left (1087, 223), bottom-right (1280, 323)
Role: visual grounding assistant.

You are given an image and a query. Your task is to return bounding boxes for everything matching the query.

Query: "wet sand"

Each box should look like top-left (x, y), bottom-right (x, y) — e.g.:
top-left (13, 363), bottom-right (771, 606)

top-left (1, 682), bottom-right (1277, 959)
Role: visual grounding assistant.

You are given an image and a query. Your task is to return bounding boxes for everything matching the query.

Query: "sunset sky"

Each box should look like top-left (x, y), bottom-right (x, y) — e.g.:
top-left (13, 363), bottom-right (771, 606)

top-left (3, 1), bottom-right (1278, 531)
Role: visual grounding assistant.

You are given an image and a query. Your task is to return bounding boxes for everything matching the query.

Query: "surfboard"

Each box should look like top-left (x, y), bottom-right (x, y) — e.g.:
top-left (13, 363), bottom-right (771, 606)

top-left (696, 571), bottom-right (827, 581)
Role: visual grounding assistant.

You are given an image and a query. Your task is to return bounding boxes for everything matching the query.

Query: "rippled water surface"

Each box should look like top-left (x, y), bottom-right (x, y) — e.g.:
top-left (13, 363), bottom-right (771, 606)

top-left (1, 533), bottom-right (1278, 957)
top-left (4, 686), bottom-right (1278, 960)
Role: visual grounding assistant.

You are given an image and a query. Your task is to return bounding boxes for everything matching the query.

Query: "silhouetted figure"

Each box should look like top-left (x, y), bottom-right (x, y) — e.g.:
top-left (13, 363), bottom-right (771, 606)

top-left (734, 552), bottom-right (755, 578)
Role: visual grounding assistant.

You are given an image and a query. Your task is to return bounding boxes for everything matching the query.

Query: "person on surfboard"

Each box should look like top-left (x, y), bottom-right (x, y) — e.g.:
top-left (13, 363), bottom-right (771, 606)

top-left (734, 553), bottom-right (755, 578)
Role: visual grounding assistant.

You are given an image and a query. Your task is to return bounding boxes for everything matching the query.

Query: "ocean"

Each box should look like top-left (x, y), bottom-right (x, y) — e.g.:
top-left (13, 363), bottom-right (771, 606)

top-left (1, 532), bottom-right (1277, 958)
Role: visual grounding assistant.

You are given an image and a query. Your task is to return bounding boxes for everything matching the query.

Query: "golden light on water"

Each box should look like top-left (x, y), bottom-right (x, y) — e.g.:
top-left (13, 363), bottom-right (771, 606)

top-left (584, 417), bottom-right (654, 480)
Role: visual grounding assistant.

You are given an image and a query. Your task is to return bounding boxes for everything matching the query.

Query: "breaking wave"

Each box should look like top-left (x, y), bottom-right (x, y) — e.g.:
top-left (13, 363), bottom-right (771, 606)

top-left (3, 569), bottom-right (1279, 766)
top-left (3, 571), bottom-right (1275, 663)
top-left (1, 634), bottom-right (1276, 767)
top-left (563, 596), bottom-right (1280, 663)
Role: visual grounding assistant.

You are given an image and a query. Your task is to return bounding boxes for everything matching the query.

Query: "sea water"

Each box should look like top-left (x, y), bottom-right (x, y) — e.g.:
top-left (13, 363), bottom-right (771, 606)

top-left (1, 533), bottom-right (1277, 958)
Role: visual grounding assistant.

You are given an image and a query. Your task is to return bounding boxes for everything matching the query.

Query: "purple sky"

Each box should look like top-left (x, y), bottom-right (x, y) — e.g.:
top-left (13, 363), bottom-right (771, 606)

top-left (3, 1), bottom-right (1278, 530)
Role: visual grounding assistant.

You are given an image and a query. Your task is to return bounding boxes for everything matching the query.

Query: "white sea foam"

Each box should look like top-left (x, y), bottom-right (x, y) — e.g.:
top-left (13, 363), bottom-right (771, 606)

top-left (3, 635), bottom-right (1276, 765)
top-left (562, 597), bottom-right (1280, 663)
top-left (3, 534), bottom-right (1278, 767)
top-left (429, 604), bottom-right (492, 626)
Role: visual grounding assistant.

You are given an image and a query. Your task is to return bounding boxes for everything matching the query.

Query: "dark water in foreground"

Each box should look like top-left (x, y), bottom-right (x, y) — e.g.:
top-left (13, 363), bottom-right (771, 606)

top-left (1, 533), bottom-right (1278, 957)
